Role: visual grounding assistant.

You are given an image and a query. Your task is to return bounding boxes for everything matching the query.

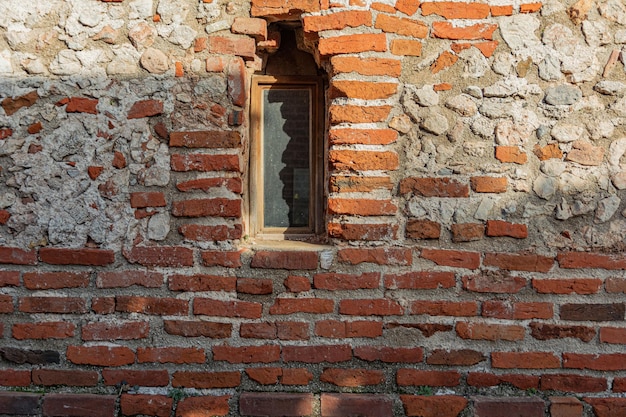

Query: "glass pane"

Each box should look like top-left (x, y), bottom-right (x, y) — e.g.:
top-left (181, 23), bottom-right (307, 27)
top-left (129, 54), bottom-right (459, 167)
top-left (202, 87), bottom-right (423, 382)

top-left (262, 88), bottom-right (311, 228)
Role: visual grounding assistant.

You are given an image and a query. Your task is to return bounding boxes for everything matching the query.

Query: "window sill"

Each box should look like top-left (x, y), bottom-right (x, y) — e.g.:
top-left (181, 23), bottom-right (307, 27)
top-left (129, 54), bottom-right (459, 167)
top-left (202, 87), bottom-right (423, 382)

top-left (242, 238), bottom-right (333, 252)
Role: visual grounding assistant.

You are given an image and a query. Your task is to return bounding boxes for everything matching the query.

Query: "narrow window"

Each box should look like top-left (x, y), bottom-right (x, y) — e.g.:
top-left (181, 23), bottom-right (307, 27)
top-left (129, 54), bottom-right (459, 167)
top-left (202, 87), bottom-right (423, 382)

top-left (250, 75), bottom-right (323, 238)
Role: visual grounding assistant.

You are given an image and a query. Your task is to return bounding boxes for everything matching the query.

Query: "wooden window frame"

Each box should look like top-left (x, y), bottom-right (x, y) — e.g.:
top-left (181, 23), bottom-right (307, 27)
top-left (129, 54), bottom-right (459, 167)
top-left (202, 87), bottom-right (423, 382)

top-left (249, 75), bottom-right (324, 240)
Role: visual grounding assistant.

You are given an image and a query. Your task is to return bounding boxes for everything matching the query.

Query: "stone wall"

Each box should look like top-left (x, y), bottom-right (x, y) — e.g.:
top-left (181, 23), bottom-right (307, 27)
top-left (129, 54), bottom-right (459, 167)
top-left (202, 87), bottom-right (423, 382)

top-left (0, 0), bottom-right (626, 416)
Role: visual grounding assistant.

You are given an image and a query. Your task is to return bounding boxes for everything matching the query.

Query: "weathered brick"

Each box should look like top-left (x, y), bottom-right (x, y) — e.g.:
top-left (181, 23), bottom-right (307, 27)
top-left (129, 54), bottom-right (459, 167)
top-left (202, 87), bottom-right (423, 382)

top-left (486, 220), bottom-right (528, 239)
top-left (401, 395), bottom-right (468, 417)
top-left (395, 0), bottom-right (421, 15)
top-left (208, 36), bottom-right (256, 59)
top-left (177, 396), bottom-right (230, 417)
top-left (23, 271), bottom-right (89, 290)
top-left (170, 153), bottom-right (240, 172)
top-left (328, 198), bottom-right (397, 216)
top-left (340, 299), bottom-right (403, 316)
top-left (456, 322), bottom-right (525, 341)
top-left (533, 278), bottom-right (602, 294)
top-left (164, 320), bottom-right (231, 338)
top-left (318, 33), bottom-right (387, 56)
top-left (0, 294), bottom-right (12, 313)
top-left (338, 247), bottom-right (412, 266)
top-left (491, 5), bottom-right (514, 16)
top-left (397, 369), bottom-right (461, 387)
top-left (0, 271), bottom-right (19, 287)
top-left (201, 250), bottom-right (243, 268)
top-left (560, 303), bottom-right (625, 321)
top-left (583, 398), bottom-right (626, 417)
top-left (375, 14), bottom-right (428, 38)
top-left (303, 10), bottom-right (372, 32)
top-left (172, 371), bottom-right (240, 388)
top-left (321, 393), bottom-right (392, 417)
top-left (400, 177), bottom-right (469, 197)
top-left (39, 247), bottom-right (114, 266)
top-left (329, 128), bottom-right (398, 145)
top-left (328, 222), bottom-right (398, 241)
top-left (355, 346), bottom-right (423, 363)
top-left (520, 2), bottom-right (542, 13)
top-left (102, 369), bottom-right (169, 387)
top-left (13, 322), bottom-right (75, 340)
top-left (213, 345), bottom-right (280, 364)
top-left (599, 327), bottom-right (626, 344)
top-left (450, 223), bottom-right (485, 242)
top-left (496, 146), bottom-right (528, 164)
top-left (138, 347), bottom-right (205, 364)
top-left (427, 349), bottom-right (485, 366)
top-left (97, 270), bottom-right (163, 288)
top-left (420, 248), bottom-right (480, 269)
top-left (240, 392), bottom-right (313, 417)
top-left (61, 97), bottom-right (99, 114)
top-left (179, 224), bottom-right (243, 241)
top-left (483, 252), bottom-right (554, 272)
top-left (116, 296), bottom-right (188, 315)
top-left (2, 91), bottom-right (38, 116)
top-left (329, 104), bottom-right (392, 124)
top-left (492, 351), bottom-right (560, 369)
top-left (0, 392), bottom-right (40, 414)
top-left (251, 250), bottom-right (318, 270)
top-left (432, 22), bottom-right (497, 40)
top-left (82, 321), bottom-right (149, 341)
top-left (177, 177), bottom-right (242, 193)
top-left (463, 272), bottom-right (527, 294)
top-left (130, 192), bottom-right (166, 208)
top-left (549, 397), bottom-right (583, 417)
top-left (127, 99), bottom-right (163, 119)
top-left (121, 394), bottom-right (173, 417)
top-left (330, 56), bottom-right (401, 77)
top-left (42, 394), bottom-right (115, 417)
top-left (283, 345), bottom-right (352, 363)
top-left (406, 219), bottom-right (440, 239)
top-left (473, 396), bottom-right (545, 417)
top-left (170, 130), bottom-right (240, 148)
top-left (467, 373), bottom-right (539, 390)
top-left (541, 374), bottom-right (607, 393)
top-left (563, 353), bottom-right (626, 371)
top-left (19, 297), bottom-right (87, 314)
top-left (422, 2), bottom-right (489, 18)
top-left (329, 150), bottom-right (399, 171)
top-left (330, 175), bottom-right (392, 193)
top-left (410, 300), bottom-right (478, 317)
top-left (316, 320), bottom-right (382, 338)
top-left (270, 298), bottom-right (334, 315)
top-left (530, 322), bottom-right (596, 342)
top-left (314, 272), bottom-right (379, 290)
top-left (124, 246), bottom-right (194, 267)
top-left (194, 298), bottom-right (262, 318)
top-left (385, 271), bottom-right (455, 290)
top-left (32, 369), bottom-right (98, 386)
top-left (320, 369), bottom-right (384, 387)
top-left (66, 345), bottom-right (134, 367)
top-left (231, 17), bottom-right (267, 40)
top-left (558, 252), bottom-right (626, 270)
top-left (482, 301), bottom-right (553, 320)
top-left (471, 176), bottom-right (507, 193)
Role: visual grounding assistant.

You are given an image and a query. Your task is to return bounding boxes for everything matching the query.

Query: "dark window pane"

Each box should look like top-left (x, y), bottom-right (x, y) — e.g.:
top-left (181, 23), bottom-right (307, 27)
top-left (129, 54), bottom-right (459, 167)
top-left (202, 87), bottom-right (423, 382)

top-left (262, 88), bottom-right (311, 228)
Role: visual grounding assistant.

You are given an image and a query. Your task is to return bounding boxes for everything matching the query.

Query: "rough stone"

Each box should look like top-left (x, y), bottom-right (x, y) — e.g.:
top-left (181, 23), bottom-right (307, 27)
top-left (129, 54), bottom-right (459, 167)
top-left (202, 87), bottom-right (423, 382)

top-left (445, 94), bottom-right (477, 117)
top-left (420, 111), bottom-right (449, 135)
top-left (534, 175), bottom-right (558, 200)
top-left (595, 195), bottom-right (621, 223)
top-left (140, 48), bottom-right (169, 74)
top-left (551, 123), bottom-right (584, 143)
top-left (545, 85), bottom-right (582, 106)
top-left (565, 140), bottom-right (605, 166)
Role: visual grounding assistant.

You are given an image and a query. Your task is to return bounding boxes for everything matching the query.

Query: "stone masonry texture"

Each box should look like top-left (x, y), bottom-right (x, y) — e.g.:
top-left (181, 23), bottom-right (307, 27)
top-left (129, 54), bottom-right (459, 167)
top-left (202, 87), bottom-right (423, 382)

top-left (0, 0), bottom-right (625, 416)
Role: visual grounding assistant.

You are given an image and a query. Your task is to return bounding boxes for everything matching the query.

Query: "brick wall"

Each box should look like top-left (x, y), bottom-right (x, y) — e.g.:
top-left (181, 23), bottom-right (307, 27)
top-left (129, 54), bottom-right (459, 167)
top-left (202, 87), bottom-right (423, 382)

top-left (0, 0), bottom-right (625, 416)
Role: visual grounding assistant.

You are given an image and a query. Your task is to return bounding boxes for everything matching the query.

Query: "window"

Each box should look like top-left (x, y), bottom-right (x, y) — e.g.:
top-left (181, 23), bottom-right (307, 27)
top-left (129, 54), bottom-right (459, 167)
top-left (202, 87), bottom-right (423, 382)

top-left (249, 75), bottom-right (323, 239)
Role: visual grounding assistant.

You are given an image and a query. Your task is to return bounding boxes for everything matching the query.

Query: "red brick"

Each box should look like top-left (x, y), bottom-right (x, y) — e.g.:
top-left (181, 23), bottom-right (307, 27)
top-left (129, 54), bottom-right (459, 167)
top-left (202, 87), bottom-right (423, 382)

top-left (240, 321), bottom-right (308, 340)
top-left (208, 36), bottom-right (256, 59)
top-left (314, 272), bottom-right (380, 290)
top-left (32, 369), bottom-right (98, 387)
top-left (600, 327), bottom-right (626, 344)
top-left (432, 22), bottom-right (498, 40)
top-left (127, 99), bottom-right (163, 119)
top-left (318, 33), bottom-right (387, 56)
top-left (473, 397), bottom-right (545, 417)
top-left (19, 297), bottom-right (87, 314)
top-left (558, 252), bottom-right (626, 270)
top-left (530, 322), bottom-right (596, 342)
top-left (66, 345), bottom-right (135, 367)
top-left (406, 219), bottom-right (440, 239)
top-left (467, 372), bottom-right (539, 389)
top-left (121, 394), bottom-right (173, 417)
top-left (426, 349), bottom-right (485, 366)
top-left (420, 248), bottom-right (480, 269)
top-left (463, 272), bottom-right (526, 293)
top-left (338, 247), bottom-right (412, 266)
top-left (96, 271), bottom-right (163, 289)
top-left (451, 223), bottom-right (484, 242)
top-left (164, 320), bottom-right (231, 338)
top-left (0, 271), bottom-right (19, 287)
top-left (520, 2), bottom-right (542, 13)
top-left (329, 128), bottom-right (397, 145)
top-left (330, 149), bottom-right (399, 171)
top-left (486, 220), bottom-right (528, 238)
top-left (213, 345), bottom-right (280, 363)
top-left (340, 299), bottom-right (403, 316)
top-left (533, 278), bottom-right (601, 294)
top-left (116, 296), bottom-right (188, 316)
top-left (43, 394), bottom-right (116, 417)
top-left (549, 397), bottom-right (583, 417)
top-left (283, 345), bottom-right (352, 363)
top-left (240, 392), bottom-right (313, 417)
top-left (385, 271), bottom-right (455, 289)
top-left (563, 353), bottom-right (626, 371)
top-left (0, 128), bottom-right (12, 139)
top-left (483, 252), bottom-right (554, 272)
top-left (270, 298), bottom-right (334, 315)
top-left (322, 393), bottom-right (392, 417)
top-left (124, 246), bottom-right (194, 267)
top-left (102, 369), bottom-right (169, 387)
top-left (316, 320), bottom-right (382, 338)
top-left (422, 2), bottom-right (489, 18)
top-left (172, 198), bottom-right (242, 218)
top-left (201, 250), bottom-right (243, 268)
top-left (236, 278), bottom-right (272, 294)
top-left (329, 104), bottom-right (392, 124)
top-left (251, 250), bottom-right (318, 270)
top-left (138, 347), bottom-right (205, 364)
top-left (0, 370), bottom-right (31, 387)
top-left (395, 0), bottom-right (421, 15)
top-left (12, 322), bottom-right (75, 340)
top-left (250, 0), bottom-right (321, 18)
top-left (112, 151), bottom-right (126, 168)
top-left (170, 153), bottom-right (240, 172)
top-left (470, 176), bottom-right (507, 193)
top-left (482, 301), bottom-right (553, 319)
top-left (354, 346), bottom-right (423, 363)
top-left (614, 378), bottom-right (626, 392)
top-left (397, 369), bottom-right (461, 387)
top-left (172, 371), bottom-right (240, 389)
top-left (328, 198), bottom-right (396, 216)
top-left (606, 277), bottom-right (626, 293)
top-left (2, 90), bottom-right (38, 116)
top-left (584, 398), bottom-right (626, 417)
top-left (227, 57), bottom-right (247, 107)
top-left (303, 10), bottom-right (372, 32)
top-left (410, 300), bottom-right (477, 317)
top-left (0, 247), bottom-right (36, 265)
top-left (170, 130), bottom-right (241, 148)
top-left (375, 14), bottom-right (428, 38)
top-left (330, 176), bottom-right (392, 193)
top-left (232, 17), bottom-right (267, 40)
top-left (391, 40), bottom-right (420, 58)
top-left (431, 51), bottom-right (458, 73)
top-left (285, 275), bottom-right (311, 292)
top-left (456, 322), bottom-right (525, 341)
top-left (177, 177), bottom-right (242, 193)
top-left (496, 146), bottom-right (528, 164)
top-left (39, 247), bottom-right (114, 266)
top-left (82, 321), bottom-right (149, 341)
top-left (401, 395), bottom-right (468, 417)
top-left (324, 221), bottom-right (395, 241)
top-left (320, 368), bottom-right (384, 387)
top-left (92, 297), bottom-right (115, 314)
top-left (541, 374), bottom-right (607, 393)
top-left (0, 294), bottom-right (12, 313)
top-left (400, 177), bottom-right (469, 197)
top-left (330, 57), bottom-right (401, 77)
top-left (63, 97), bottom-right (99, 114)
top-left (491, 5), bottom-right (513, 16)
top-left (176, 396), bottom-right (230, 417)
top-left (168, 274), bottom-right (236, 292)
top-left (27, 122), bottom-right (42, 134)
top-left (492, 351), bottom-right (560, 369)
top-left (194, 298), bottom-right (262, 318)
top-left (23, 271), bottom-right (89, 290)
top-left (130, 192), bottom-right (166, 208)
